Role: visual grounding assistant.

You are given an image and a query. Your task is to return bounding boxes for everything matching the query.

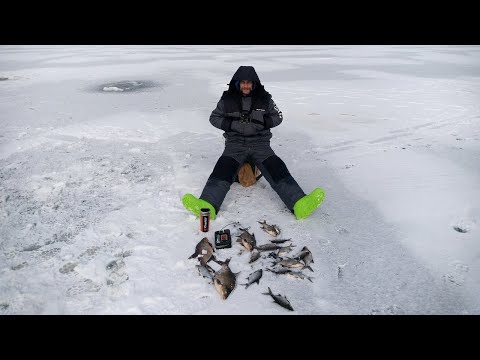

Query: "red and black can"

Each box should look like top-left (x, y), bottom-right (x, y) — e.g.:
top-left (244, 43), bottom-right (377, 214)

top-left (200, 208), bottom-right (210, 232)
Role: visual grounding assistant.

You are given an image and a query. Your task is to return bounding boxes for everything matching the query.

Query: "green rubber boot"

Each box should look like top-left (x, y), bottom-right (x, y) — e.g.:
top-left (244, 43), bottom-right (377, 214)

top-left (182, 193), bottom-right (217, 220)
top-left (293, 188), bottom-right (325, 220)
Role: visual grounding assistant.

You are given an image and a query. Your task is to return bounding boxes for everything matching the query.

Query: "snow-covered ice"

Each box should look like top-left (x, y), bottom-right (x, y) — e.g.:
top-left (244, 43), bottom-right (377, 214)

top-left (1, 45), bottom-right (479, 314)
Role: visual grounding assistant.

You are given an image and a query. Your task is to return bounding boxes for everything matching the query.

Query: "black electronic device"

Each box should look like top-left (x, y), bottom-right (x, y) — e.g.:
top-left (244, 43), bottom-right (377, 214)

top-left (214, 229), bottom-right (232, 249)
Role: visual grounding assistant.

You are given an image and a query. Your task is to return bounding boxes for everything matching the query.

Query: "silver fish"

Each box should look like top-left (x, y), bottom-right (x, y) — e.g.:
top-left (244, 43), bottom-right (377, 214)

top-left (286, 271), bottom-right (314, 283)
top-left (293, 246), bottom-right (312, 261)
top-left (213, 258), bottom-right (237, 300)
top-left (276, 258), bottom-right (304, 268)
top-left (189, 237), bottom-right (215, 265)
top-left (269, 238), bottom-right (292, 244)
top-left (258, 220), bottom-right (281, 237)
top-left (267, 268), bottom-right (313, 282)
top-left (236, 228), bottom-right (256, 252)
top-left (249, 251), bottom-right (262, 264)
top-left (302, 252), bottom-right (314, 271)
top-left (262, 287), bottom-right (294, 311)
top-left (240, 269), bottom-right (263, 289)
top-left (254, 243), bottom-right (282, 252)
top-left (195, 263), bottom-right (215, 281)
top-left (266, 267), bottom-right (291, 275)
top-left (276, 244), bottom-right (296, 257)
top-left (277, 258), bottom-right (313, 272)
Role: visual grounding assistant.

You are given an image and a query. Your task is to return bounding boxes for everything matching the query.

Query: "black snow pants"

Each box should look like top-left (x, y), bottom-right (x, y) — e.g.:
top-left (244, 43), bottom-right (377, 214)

top-left (200, 138), bottom-right (306, 215)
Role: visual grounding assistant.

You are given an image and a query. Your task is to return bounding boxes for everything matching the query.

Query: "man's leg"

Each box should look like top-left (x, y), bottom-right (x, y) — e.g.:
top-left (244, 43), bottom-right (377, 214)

top-left (183, 141), bottom-right (248, 218)
top-left (199, 155), bottom-right (241, 214)
top-left (252, 150), bottom-right (306, 212)
top-left (252, 146), bottom-right (325, 219)
top-left (182, 154), bottom-right (240, 220)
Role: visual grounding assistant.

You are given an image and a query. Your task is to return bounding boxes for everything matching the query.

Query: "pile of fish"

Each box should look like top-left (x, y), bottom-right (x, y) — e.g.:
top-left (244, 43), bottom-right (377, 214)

top-left (188, 220), bottom-right (315, 312)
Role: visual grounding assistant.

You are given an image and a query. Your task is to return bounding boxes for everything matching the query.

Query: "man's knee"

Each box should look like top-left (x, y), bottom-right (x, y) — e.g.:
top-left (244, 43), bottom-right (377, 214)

top-left (262, 155), bottom-right (291, 183)
top-left (211, 156), bottom-right (240, 183)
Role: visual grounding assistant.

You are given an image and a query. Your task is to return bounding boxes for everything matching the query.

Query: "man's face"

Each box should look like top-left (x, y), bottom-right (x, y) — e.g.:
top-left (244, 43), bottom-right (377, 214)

top-left (239, 80), bottom-right (253, 95)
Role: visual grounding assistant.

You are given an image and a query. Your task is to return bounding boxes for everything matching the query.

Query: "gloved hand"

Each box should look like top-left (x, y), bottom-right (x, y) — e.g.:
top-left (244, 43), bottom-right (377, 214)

top-left (225, 112), bottom-right (242, 119)
top-left (249, 110), bottom-right (265, 123)
top-left (220, 118), bottom-right (233, 131)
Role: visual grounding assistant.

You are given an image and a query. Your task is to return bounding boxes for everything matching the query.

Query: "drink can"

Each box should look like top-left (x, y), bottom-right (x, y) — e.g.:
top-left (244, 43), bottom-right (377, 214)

top-left (200, 208), bottom-right (210, 232)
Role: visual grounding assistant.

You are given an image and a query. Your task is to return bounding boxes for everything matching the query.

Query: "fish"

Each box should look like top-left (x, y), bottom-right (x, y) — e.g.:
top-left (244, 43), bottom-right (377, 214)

top-left (269, 238), bottom-right (292, 244)
top-left (258, 220), bottom-right (281, 237)
top-left (293, 246), bottom-right (312, 261)
top-left (277, 258), bottom-right (313, 272)
top-left (213, 258), bottom-right (237, 300)
top-left (189, 237), bottom-right (215, 265)
top-left (240, 269), bottom-right (263, 289)
top-left (266, 268), bottom-right (313, 282)
top-left (262, 287), bottom-right (294, 311)
top-left (266, 267), bottom-right (291, 275)
top-left (276, 244), bottom-right (296, 257)
top-left (249, 251), bottom-right (262, 264)
top-left (286, 271), bottom-right (314, 283)
top-left (254, 243), bottom-right (282, 252)
top-left (292, 246), bottom-right (314, 271)
top-left (302, 252), bottom-right (314, 271)
top-left (195, 263), bottom-right (215, 281)
top-left (236, 228), bottom-right (256, 252)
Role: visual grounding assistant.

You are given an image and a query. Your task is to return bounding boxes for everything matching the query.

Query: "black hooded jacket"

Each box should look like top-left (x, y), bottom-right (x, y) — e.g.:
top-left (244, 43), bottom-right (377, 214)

top-left (209, 66), bottom-right (283, 141)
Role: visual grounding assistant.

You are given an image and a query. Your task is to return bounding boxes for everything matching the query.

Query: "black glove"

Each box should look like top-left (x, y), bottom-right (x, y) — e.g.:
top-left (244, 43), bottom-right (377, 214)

top-left (221, 112), bottom-right (242, 131)
top-left (225, 112), bottom-right (242, 119)
top-left (263, 115), bottom-right (273, 129)
top-left (220, 118), bottom-right (233, 131)
top-left (249, 110), bottom-right (265, 123)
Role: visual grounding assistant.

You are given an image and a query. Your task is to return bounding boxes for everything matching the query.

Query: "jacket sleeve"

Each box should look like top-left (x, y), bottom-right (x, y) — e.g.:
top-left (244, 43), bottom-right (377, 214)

top-left (209, 99), bottom-right (232, 132)
top-left (263, 97), bottom-right (283, 129)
